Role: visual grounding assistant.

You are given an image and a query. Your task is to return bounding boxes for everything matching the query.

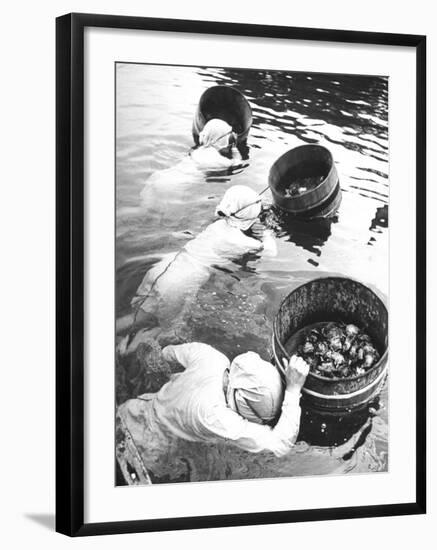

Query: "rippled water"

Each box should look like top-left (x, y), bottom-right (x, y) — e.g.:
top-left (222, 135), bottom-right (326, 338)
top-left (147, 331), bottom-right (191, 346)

top-left (116, 63), bottom-right (389, 483)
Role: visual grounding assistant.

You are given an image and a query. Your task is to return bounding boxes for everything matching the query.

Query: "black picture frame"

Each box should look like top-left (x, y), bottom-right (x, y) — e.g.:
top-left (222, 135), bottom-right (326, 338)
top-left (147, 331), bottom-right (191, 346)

top-left (56, 12), bottom-right (426, 537)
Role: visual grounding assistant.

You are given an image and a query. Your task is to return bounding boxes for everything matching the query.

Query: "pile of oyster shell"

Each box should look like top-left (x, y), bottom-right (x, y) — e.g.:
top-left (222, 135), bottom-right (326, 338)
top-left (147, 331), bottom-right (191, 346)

top-left (283, 175), bottom-right (325, 197)
top-left (297, 322), bottom-right (380, 379)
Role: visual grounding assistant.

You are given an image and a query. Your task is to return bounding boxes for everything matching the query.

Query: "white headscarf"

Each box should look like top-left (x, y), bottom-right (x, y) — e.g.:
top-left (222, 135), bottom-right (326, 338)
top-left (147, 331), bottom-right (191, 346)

top-left (199, 119), bottom-right (233, 150)
top-left (215, 185), bottom-right (262, 231)
top-left (226, 352), bottom-right (284, 425)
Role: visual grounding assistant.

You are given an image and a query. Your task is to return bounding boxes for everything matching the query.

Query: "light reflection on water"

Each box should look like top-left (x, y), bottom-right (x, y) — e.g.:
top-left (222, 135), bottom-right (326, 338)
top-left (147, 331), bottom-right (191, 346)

top-left (116, 63), bottom-right (389, 482)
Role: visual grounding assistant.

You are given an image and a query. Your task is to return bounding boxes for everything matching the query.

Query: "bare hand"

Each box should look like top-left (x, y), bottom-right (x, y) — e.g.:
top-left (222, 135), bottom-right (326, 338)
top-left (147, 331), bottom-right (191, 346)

top-left (282, 355), bottom-right (309, 390)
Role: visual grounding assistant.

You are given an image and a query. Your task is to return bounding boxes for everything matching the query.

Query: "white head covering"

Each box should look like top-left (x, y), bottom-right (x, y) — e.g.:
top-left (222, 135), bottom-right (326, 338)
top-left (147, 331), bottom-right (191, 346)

top-left (199, 119), bottom-right (233, 150)
top-left (226, 352), bottom-right (284, 425)
top-left (215, 185), bottom-right (262, 231)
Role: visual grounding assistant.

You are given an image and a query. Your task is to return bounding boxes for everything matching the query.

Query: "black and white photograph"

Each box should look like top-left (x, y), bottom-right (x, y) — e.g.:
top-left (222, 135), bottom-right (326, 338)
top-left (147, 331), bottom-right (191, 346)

top-left (0, 1), bottom-right (430, 545)
top-left (114, 63), bottom-right (389, 486)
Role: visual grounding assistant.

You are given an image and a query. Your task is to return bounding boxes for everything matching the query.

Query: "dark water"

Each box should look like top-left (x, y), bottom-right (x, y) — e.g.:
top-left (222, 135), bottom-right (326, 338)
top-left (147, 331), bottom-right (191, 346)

top-left (116, 63), bottom-right (388, 482)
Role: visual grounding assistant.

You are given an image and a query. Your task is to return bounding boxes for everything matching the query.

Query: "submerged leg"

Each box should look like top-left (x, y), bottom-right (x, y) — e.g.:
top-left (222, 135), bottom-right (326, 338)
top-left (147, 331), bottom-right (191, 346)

top-left (116, 309), bottom-right (159, 336)
top-left (116, 312), bottom-right (135, 335)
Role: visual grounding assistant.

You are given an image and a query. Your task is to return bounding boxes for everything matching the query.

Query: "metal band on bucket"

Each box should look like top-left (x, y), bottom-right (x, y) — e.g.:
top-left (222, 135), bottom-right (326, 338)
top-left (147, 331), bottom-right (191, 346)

top-left (272, 333), bottom-right (388, 400)
top-left (301, 367), bottom-right (387, 400)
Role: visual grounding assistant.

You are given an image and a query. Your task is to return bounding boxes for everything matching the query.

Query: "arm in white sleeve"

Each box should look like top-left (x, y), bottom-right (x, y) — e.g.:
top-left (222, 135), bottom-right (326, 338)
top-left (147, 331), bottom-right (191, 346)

top-left (208, 387), bottom-right (302, 457)
top-left (231, 146), bottom-right (243, 163)
top-left (233, 231), bottom-right (264, 255)
top-left (162, 342), bottom-right (229, 371)
top-left (261, 229), bottom-right (277, 257)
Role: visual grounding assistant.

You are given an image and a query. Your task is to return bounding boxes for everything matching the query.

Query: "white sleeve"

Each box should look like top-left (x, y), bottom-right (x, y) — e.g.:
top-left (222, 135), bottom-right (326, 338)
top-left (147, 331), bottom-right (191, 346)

top-left (261, 229), bottom-right (278, 257)
top-left (236, 232), bottom-right (264, 254)
top-left (231, 146), bottom-right (243, 163)
top-left (205, 388), bottom-right (302, 457)
top-left (162, 342), bottom-right (229, 371)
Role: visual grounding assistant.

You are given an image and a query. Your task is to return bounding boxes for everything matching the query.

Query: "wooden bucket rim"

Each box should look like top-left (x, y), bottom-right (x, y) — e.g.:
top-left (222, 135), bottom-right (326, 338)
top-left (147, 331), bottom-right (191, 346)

top-left (273, 275), bottom-right (389, 384)
top-left (197, 85), bottom-right (253, 137)
top-left (268, 144), bottom-right (336, 206)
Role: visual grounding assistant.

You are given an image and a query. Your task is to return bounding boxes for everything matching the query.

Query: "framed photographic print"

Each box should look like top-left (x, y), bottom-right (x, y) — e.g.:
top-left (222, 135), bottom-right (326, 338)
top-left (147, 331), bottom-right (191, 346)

top-left (56, 13), bottom-right (426, 536)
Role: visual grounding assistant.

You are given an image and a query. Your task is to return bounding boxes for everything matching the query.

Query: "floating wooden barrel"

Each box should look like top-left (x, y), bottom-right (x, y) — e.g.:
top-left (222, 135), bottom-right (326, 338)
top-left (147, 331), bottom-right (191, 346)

top-left (272, 277), bottom-right (388, 412)
top-left (269, 144), bottom-right (342, 219)
top-left (192, 86), bottom-right (253, 144)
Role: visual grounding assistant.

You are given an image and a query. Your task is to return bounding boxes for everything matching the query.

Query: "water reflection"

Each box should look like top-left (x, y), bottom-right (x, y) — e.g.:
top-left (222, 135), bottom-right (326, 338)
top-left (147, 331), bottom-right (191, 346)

top-left (368, 205), bottom-right (389, 246)
top-left (236, 140), bottom-right (250, 160)
top-left (298, 396), bottom-right (382, 449)
top-left (203, 161), bottom-right (249, 183)
top-left (205, 68), bottom-right (388, 153)
top-left (262, 206), bottom-right (338, 256)
top-left (370, 204), bottom-right (389, 231)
